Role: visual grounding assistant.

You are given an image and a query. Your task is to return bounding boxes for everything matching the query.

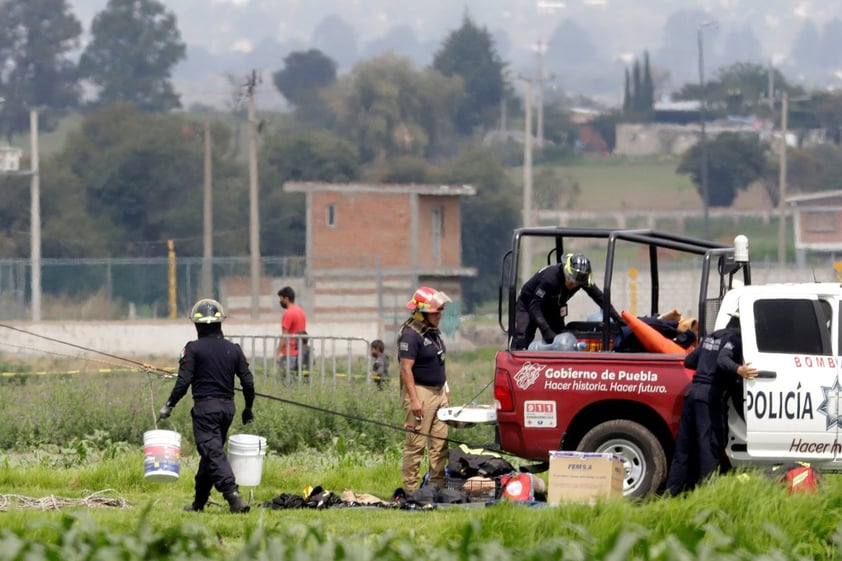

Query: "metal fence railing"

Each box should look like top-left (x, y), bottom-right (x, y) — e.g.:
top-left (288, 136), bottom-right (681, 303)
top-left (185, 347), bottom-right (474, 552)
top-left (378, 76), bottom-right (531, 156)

top-left (228, 333), bottom-right (376, 387)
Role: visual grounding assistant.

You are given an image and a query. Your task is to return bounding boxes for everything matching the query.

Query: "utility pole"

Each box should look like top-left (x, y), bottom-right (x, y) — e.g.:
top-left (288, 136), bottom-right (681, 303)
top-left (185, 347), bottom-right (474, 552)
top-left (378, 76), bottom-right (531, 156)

top-left (697, 20), bottom-right (716, 240)
top-left (246, 71), bottom-right (261, 318)
top-left (767, 61), bottom-right (775, 113)
top-left (520, 77), bottom-right (534, 284)
top-left (30, 109), bottom-right (41, 321)
top-left (777, 92), bottom-right (788, 266)
top-left (200, 116), bottom-right (213, 298)
top-left (535, 40), bottom-right (546, 147)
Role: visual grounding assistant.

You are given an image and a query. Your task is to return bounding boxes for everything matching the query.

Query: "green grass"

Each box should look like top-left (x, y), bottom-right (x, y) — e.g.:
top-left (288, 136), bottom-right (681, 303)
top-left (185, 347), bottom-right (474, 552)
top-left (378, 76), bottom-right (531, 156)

top-left (2, 351), bottom-right (842, 558)
top-left (0, 348), bottom-right (842, 561)
top-left (1, 452), bottom-right (842, 559)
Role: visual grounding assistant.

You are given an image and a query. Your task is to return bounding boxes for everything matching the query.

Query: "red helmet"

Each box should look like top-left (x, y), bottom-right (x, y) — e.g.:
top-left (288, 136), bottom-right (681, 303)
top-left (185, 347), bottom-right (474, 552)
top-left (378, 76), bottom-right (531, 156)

top-left (406, 286), bottom-right (452, 313)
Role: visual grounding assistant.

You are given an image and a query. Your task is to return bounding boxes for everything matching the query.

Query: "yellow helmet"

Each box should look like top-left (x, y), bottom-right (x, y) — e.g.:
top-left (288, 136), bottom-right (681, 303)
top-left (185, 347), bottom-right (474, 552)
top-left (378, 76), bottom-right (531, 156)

top-left (190, 298), bottom-right (225, 323)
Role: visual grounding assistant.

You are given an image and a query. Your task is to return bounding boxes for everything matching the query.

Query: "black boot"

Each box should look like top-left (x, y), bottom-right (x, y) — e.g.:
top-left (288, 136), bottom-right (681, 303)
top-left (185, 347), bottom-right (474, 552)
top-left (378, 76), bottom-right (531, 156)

top-left (224, 491), bottom-right (250, 513)
top-left (184, 488), bottom-right (211, 512)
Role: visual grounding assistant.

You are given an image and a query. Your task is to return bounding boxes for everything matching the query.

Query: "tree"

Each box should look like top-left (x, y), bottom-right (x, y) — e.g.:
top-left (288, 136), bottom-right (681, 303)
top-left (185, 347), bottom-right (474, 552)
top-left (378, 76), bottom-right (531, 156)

top-left (39, 103), bottom-right (247, 258)
top-left (677, 132), bottom-right (768, 207)
top-left (0, 0), bottom-right (82, 140)
top-left (273, 49), bottom-right (337, 108)
top-left (272, 49), bottom-right (337, 125)
top-left (325, 54), bottom-right (462, 162)
top-left (442, 145), bottom-right (519, 311)
top-left (623, 69), bottom-right (632, 111)
top-left (641, 52), bottom-right (655, 112)
top-left (673, 63), bottom-right (797, 118)
top-left (79, 0), bottom-right (186, 112)
top-left (621, 52), bottom-right (654, 122)
top-left (433, 13), bottom-right (505, 135)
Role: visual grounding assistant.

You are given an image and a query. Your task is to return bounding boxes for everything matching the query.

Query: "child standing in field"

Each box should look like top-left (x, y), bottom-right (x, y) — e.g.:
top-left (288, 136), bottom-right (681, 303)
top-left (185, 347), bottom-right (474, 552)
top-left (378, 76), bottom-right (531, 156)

top-left (370, 339), bottom-right (390, 390)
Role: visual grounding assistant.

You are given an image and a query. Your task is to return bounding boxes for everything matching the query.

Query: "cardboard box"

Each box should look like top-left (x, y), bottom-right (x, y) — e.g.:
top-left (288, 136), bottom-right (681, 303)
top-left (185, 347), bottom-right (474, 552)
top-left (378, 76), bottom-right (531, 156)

top-left (547, 451), bottom-right (624, 504)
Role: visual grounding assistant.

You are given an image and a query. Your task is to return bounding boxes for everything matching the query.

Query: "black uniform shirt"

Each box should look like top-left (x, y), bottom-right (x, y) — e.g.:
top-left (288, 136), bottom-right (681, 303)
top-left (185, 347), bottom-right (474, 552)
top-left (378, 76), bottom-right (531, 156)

top-left (684, 328), bottom-right (743, 388)
top-left (517, 263), bottom-right (618, 335)
top-left (398, 326), bottom-right (446, 387)
top-left (168, 333), bottom-right (255, 408)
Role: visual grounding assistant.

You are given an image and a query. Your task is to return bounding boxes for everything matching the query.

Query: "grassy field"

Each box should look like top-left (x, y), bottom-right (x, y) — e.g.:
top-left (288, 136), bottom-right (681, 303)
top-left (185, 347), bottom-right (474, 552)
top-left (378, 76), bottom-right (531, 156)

top-left (2, 349), bottom-right (842, 559)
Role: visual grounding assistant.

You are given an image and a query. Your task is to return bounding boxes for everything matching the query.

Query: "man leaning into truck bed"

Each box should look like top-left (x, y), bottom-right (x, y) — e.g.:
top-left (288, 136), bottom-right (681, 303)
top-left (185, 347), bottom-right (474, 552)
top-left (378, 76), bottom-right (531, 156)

top-left (514, 253), bottom-right (621, 350)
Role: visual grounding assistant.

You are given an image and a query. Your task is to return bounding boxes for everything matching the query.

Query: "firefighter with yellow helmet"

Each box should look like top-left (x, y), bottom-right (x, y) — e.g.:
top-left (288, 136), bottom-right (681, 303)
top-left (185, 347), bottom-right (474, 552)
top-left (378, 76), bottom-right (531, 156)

top-left (397, 286), bottom-right (452, 491)
top-left (158, 298), bottom-right (255, 513)
top-left (514, 253), bottom-right (622, 349)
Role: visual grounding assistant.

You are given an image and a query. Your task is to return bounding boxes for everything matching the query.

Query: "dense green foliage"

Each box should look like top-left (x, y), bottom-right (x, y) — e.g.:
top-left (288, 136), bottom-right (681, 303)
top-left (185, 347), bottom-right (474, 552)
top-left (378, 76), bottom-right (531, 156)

top-left (432, 14), bottom-right (505, 135)
top-left (326, 54), bottom-right (462, 162)
top-left (272, 49), bottom-right (337, 125)
top-left (79, 0), bottom-right (186, 111)
top-left (677, 132), bottom-right (769, 207)
top-left (0, 0), bottom-right (82, 140)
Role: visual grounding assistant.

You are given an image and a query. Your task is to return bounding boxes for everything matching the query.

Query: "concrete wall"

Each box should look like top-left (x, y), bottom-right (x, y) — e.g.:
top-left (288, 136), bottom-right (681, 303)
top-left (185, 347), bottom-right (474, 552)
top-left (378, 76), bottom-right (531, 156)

top-left (1, 319), bottom-right (379, 359)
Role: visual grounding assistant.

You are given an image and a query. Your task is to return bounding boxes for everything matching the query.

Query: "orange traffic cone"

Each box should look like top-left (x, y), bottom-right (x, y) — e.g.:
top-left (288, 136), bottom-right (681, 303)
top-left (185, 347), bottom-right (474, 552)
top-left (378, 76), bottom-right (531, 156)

top-left (621, 310), bottom-right (688, 355)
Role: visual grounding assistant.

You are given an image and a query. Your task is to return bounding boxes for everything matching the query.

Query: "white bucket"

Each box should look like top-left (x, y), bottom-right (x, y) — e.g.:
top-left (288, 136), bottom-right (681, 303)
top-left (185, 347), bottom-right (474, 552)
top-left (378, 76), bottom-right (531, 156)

top-left (143, 429), bottom-right (182, 483)
top-left (228, 433), bottom-right (267, 487)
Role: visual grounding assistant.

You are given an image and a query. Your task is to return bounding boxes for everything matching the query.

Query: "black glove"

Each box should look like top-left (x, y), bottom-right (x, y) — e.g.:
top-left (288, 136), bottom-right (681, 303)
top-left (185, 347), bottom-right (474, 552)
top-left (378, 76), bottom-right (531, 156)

top-left (543, 331), bottom-right (557, 344)
top-left (158, 402), bottom-right (173, 421)
top-left (242, 408), bottom-right (254, 425)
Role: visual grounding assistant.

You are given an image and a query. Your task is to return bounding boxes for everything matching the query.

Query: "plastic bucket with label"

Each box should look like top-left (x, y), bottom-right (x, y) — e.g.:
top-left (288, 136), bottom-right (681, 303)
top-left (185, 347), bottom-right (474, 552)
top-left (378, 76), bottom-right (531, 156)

top-left (143, 429), bottom-right (181, 483)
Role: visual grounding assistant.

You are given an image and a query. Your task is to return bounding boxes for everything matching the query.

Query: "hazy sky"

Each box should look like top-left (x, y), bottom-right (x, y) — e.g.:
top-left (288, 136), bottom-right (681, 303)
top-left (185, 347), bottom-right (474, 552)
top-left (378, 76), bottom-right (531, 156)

top-left (65, 0), bottom-right (842, 107)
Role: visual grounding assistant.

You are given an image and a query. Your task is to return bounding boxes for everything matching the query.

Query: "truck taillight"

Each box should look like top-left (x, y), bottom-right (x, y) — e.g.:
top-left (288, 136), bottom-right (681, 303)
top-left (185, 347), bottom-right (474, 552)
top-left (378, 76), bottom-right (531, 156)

top-left (494, 368), bottom-right (514, 412)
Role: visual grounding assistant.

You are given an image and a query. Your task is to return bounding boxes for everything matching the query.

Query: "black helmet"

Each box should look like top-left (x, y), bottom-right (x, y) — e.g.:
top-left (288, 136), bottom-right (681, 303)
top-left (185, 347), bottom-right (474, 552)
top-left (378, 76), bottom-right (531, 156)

top-left (190, 298), bottom-right (225, 324)
top-left (562, 253), bottom-right (592, 286)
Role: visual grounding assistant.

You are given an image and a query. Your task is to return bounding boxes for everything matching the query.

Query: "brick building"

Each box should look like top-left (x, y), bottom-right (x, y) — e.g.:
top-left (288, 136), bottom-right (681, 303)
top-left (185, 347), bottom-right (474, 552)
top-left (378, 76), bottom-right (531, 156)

top-left (283, 182), bottom-right (477, 337)
top-left (788, 190), bottom-right (842, 266)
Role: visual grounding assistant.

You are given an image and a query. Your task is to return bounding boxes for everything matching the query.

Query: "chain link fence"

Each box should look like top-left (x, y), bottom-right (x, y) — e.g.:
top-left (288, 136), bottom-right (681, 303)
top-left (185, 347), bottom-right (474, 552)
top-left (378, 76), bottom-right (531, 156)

top-left (0, 256), bottom-right (305, 321)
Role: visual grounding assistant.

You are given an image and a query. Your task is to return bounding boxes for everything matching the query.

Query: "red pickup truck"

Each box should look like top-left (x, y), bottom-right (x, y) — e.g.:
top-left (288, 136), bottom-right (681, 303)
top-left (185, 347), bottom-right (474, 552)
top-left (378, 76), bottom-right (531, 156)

top-left (491, 228), bottom-right (751, 497)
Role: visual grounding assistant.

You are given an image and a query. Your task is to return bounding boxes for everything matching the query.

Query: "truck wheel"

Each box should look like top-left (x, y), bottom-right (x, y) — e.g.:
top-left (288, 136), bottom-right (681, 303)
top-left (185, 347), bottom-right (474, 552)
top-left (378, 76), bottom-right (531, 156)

top-left (577, 420), bottom-right (667, 498)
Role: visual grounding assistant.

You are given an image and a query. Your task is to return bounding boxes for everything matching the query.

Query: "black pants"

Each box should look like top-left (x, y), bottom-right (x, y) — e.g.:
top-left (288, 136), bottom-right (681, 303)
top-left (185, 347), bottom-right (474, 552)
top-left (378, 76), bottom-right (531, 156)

top-left (665, 383), bottom-right (725, 496)
top-left (514, 301), bottom-right (564, 350)
top-left (191, 398), bottom-right (238, 503)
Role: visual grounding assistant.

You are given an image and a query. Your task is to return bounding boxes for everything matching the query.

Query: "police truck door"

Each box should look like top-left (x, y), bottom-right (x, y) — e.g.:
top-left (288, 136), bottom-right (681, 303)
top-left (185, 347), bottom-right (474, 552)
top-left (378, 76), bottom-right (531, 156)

top-left (740, 296), bottom-right (838, 462)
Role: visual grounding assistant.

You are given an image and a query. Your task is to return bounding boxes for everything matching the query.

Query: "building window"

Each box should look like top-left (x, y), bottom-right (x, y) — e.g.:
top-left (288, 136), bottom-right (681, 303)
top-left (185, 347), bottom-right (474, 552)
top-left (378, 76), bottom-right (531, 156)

top-left (432, 207), bottom-right (443, 262)
top-left (804, 210), bottom-right (837, 233)
top-left (326, 204), bottom-right (336, 227)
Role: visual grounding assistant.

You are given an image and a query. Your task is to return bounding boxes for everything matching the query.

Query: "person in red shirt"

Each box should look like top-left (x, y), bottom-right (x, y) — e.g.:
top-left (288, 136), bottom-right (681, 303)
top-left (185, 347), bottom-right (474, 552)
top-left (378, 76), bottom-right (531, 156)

top-left (275, 286), bottom-right (307, 370)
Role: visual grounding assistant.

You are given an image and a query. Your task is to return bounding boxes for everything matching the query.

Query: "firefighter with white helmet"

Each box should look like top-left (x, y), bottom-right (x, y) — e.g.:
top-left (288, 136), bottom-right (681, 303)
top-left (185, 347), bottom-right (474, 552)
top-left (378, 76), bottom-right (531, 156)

top-left (397, 286), bottom-right (452, 491)
top-left (514, 253), bottom-right (622, 349)
top-left (159, 298), bottom-right (255, 513)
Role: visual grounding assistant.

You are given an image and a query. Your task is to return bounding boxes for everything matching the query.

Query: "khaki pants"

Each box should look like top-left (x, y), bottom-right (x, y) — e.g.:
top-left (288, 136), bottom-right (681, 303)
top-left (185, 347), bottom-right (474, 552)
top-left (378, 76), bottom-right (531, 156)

top-left (401, 383), bottom-right (449, 491)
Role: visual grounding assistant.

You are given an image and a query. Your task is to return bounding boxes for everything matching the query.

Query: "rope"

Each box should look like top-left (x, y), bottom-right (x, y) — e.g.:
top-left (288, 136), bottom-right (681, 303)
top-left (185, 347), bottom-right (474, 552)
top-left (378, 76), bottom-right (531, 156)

top-left (0, 324), bottom-right (174, 379)
top-left (0, 324), bottom-right (511, 455)
top-left (0, 489), bottom-right (130, 511)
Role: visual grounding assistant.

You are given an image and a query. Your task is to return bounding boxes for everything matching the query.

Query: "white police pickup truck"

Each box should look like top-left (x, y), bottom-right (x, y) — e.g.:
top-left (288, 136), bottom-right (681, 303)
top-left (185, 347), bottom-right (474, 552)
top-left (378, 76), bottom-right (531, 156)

top-left (722, 282), bottom-right (842, 469)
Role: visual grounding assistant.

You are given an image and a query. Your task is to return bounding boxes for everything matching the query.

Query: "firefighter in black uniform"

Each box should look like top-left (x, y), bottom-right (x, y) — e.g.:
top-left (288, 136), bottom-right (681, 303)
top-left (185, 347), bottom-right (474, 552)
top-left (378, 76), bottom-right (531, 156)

top-left (514, 252), bottom-right (621, 349)
top-left (158, 298), bottom-right (255, 513)
top-left (665, 312), bottom-right (757, 496)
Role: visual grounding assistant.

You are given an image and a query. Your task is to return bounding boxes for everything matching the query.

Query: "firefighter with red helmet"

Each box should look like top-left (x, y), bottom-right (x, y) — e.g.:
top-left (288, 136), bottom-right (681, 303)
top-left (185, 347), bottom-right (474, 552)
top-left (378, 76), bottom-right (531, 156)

top-left (514, 252), bottom-right (622, 349)
top-left (397, 286), bottom-right (452, 491)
